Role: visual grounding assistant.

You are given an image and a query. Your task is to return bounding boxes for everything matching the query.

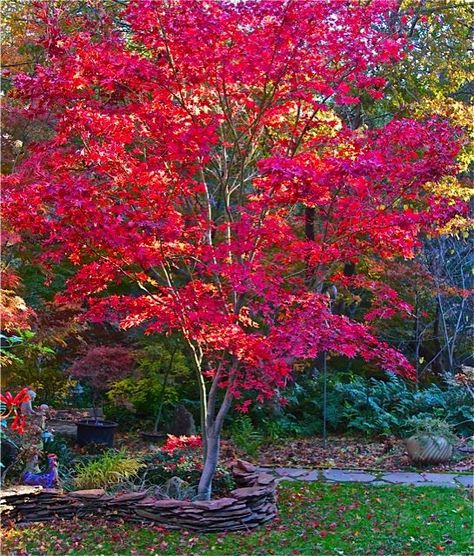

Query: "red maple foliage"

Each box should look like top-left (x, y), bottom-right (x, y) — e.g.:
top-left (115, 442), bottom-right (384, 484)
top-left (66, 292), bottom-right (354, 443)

top-left (161, 434), bottom-right (203, 455)
top-left (3, 0), bottom-right (467, 498)
top-left (69, 346), bottom-right (136, 394)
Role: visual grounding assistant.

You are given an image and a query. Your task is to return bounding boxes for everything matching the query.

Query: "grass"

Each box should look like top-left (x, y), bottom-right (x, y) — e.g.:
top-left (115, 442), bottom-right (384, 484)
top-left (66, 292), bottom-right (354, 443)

top-left (2, 482), bottom-right (472, 555)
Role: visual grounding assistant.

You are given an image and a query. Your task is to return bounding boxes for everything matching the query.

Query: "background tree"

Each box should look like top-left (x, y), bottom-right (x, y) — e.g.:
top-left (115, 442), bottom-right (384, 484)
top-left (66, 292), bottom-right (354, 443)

top-left (328, 0), bottom-right (473, 378)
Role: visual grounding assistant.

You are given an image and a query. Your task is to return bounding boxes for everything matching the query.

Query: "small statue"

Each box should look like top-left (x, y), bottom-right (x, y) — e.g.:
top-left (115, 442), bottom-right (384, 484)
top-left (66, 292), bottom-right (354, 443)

top-left (20, 388), bottom-right (52, 450)
top-left (20, 388), bottom-right (38, 416)
top-left (22, 453), bottom-right (59, 488)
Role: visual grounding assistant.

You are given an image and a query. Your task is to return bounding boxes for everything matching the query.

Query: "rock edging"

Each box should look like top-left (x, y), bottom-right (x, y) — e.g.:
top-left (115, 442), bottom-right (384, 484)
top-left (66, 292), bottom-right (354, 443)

top-left (0, 461), bottom-right (277, 532)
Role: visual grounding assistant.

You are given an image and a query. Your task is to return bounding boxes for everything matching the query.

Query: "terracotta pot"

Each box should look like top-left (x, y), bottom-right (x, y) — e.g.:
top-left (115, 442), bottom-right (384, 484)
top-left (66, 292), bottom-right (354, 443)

top-left (406, 435), bottom-right (453, 464)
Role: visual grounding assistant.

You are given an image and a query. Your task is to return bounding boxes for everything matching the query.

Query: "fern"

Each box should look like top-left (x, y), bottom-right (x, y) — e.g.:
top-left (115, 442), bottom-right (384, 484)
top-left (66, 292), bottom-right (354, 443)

top-left (230, 416), bottom-right (263, 456)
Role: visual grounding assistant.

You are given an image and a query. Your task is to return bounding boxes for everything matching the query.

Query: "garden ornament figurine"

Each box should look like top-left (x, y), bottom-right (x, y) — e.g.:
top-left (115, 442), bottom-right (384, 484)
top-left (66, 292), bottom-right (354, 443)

top-left (22, 453), bottom-right (59, 488)
top-left (20, 388), bottom-right (51, 450)
top-left (20, 388), bottom-right (50, 417)
top-left (20, 388), bottom-right (38, 416)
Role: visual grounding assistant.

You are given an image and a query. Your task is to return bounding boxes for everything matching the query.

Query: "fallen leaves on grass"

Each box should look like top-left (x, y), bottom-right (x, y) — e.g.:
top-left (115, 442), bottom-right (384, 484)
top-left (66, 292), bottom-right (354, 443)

top-left (2, 483), bottom-right (472, 556)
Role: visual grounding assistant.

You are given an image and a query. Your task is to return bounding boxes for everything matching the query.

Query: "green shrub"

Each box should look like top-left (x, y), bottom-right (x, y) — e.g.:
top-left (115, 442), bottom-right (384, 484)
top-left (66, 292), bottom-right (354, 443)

top-left (406, 416), bottom-right (458, 444)
top-left (246, 373), bottom-right (473, 440)
top-left (106, 337), bottom-right (193, 425)
top-left (335, 375), bottom-right (473, 437)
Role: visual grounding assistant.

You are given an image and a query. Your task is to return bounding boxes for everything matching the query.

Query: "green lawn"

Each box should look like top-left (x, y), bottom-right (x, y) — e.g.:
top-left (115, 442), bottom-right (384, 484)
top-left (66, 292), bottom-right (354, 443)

top-left (2, 482), bottom-right (472, 556)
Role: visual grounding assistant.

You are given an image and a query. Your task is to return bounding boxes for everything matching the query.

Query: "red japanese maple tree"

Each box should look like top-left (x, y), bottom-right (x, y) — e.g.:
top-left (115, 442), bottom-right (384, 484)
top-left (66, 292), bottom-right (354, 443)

top-left (69, 346), bottom-right (136, 419)
top-left (3, 0), bottom-right (466, 498)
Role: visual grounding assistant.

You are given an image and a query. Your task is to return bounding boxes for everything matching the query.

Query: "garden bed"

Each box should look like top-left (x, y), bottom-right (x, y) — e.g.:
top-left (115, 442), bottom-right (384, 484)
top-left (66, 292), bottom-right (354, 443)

top-left (110, 433), bottom-right (473, 473)
top-left (0, 461), bottom-right (277, 532)
top-left (251, 436), bottom-right (474, 473)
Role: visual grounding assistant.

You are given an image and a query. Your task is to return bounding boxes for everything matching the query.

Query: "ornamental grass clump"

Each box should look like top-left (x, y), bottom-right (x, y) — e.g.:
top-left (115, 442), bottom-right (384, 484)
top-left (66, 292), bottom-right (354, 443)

top-left (407, 416), bottom-right (458, 445)
top-left (74, 450), bottom-right (144, 490)
top-left (405, 417), bottom-right (457, 465)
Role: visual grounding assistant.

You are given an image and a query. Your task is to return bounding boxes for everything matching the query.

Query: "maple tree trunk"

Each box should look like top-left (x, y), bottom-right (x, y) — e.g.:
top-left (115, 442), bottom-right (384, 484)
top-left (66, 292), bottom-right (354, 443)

top-left (197, 384), bottom-right (233, 500)
top-left (197, 425), bottom-right (221, 500)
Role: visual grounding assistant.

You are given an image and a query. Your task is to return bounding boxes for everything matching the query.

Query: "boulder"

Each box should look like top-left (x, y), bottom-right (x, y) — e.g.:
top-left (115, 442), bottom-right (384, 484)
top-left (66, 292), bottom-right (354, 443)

top-left (168, 405), bottom-right (196, 436)
top-left (163, 476), bottom-right (190, 499)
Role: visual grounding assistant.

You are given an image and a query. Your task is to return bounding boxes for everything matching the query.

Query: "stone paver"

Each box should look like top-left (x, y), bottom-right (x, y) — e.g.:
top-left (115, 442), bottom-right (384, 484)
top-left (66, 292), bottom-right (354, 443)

top-left (259, 466), bottom-right (472, 488)
top-left (421, 473), bottom-right (459, 486)
top-left (455, 475), bottom-right (474, 488)
top-left (272, 467), bottom-right (310, 478)
top-left (48, 420), bottom-right (77, 438)
top-left (323, 469), bottom-right (376, 483)
top-left (381, 472), bottom-right (427, 485)
top-left (298, 471), bottom-right (320, 481)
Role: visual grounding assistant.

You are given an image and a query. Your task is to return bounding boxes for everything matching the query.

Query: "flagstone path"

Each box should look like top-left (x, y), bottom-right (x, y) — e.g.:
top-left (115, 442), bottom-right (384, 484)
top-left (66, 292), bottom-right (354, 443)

top-left (259, 466), bottom-right (474, 488)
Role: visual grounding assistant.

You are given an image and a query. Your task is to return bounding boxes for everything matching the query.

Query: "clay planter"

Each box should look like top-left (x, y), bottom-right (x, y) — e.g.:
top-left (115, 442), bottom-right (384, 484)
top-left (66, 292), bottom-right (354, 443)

top-left (76, 419), bottom-right (118, 447)
top-left (1, 461), bottom-right (277, 532)
top-left (406, 435), bottom-right (453, 464)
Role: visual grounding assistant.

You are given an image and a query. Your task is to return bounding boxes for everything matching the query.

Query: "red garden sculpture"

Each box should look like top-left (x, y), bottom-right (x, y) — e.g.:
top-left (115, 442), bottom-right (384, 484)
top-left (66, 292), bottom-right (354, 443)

top-left (0, 388), bottom-right (30, 434)
top-left (3, 0), bottom-right (467, 499)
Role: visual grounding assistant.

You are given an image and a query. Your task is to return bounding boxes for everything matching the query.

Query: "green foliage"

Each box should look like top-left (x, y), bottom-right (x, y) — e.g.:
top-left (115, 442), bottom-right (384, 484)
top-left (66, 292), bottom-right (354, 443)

top-left (74, 450), bottom-right (144, 490)
top-left (260, 418), bottom-right (289, 443)
top-left (106, 336), bottom-right (192, 425)
top-left (4, 336), bottom-right (74, 406)
top-left (249, 373), bottom-right (473, 440)
top-left (249, 373), bottom-right (344, 438)
top-left (334, 375), bottom-right (473, 438)
top-left (19, 263), bottom-right (74, 308)
top-left (230, 415), bottom-right (263, 456)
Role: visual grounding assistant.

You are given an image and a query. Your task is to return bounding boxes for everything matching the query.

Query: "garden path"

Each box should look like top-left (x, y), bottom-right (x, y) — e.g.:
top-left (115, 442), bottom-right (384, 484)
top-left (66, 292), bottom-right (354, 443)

top-left (259, 466), bottom-right (474, 488)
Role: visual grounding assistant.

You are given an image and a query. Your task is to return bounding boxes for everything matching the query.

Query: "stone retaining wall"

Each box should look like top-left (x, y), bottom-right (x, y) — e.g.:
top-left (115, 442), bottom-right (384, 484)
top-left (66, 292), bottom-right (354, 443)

top-left (0, 461), bottom-right (277, 532)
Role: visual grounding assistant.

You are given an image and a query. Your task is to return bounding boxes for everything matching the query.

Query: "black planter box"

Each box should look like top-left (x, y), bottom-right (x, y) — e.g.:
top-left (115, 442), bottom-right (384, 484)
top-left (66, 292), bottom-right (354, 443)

top-left (76, 419), bottom-right (118, 447)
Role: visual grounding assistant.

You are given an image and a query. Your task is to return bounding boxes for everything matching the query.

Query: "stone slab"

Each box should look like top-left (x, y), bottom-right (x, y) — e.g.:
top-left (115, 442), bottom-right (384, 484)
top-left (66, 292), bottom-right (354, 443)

top-left (271, 467), bottom-right (310, 478)
top-left (420, 473), bottom-right (459, 486)
top-left (323, 470), bottom-right (376, 483)
top-left (454, 474), bottom-right (474, 488)
top-left (380, 472), bottom-right (426, 485)
top-left (275, 477), bottom-right (295, 484)
top-left (298, 471), bottom-right (320, 481)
